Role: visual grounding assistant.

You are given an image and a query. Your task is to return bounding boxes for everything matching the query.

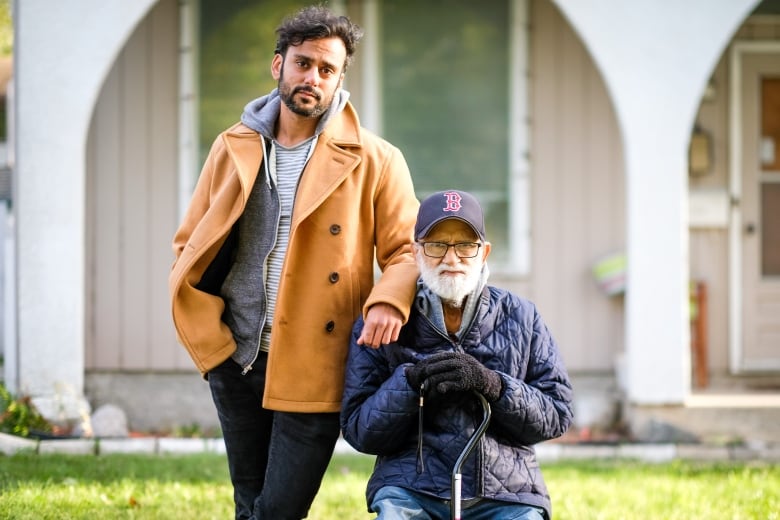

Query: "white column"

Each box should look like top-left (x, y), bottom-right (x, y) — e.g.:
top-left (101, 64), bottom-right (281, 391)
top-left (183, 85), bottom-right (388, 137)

top-left (13, 0), bottom-right (158, 420)
top-left (509, 0), bottom-right (531, 276)
top-left (358, 0), bottom-right (382, 134)
top-left (552, 0), bottom-right (758, 403)
top-left (178, 0), bottom-right (200, 220)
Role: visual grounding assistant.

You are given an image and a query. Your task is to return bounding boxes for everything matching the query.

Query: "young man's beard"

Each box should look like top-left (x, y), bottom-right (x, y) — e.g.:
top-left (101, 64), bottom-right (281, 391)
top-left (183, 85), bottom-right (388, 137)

top-left (278, 66), bottom-right (335, 118)
top-left (417, 250), bottom-right (482, 308)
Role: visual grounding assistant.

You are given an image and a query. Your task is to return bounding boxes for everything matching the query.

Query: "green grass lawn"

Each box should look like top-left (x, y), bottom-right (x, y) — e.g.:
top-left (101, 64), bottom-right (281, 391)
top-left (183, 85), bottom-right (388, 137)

top-left (0, 452), bottom-right (778, 519)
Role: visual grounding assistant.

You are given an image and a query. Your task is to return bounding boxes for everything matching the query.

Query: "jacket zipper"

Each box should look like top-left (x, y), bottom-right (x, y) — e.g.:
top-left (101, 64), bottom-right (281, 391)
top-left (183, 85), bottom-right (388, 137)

top-left (416, 308), bottom-right (486, 486)
top-left (419, 312), bottom-right (462, 351)
top-left (242, 137), bottom-right (317, 375)
top-left (242, 137), bottom-right (280, 375)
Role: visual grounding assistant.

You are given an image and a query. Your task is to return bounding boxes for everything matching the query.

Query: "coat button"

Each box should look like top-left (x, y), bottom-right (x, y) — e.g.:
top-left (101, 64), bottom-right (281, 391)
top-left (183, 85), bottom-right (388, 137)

top-left (325, 321), bottom-right (335, 332)
top-left (330, 224), bottom-right (341, 235)
top-left (329, 272), bottom-right (339, 283)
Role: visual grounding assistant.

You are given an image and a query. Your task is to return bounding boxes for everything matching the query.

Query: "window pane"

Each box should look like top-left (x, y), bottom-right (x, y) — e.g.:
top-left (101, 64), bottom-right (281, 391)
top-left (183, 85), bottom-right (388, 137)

top-left (760, 78), bottom-right (780, 172)
top-left (380, 0), bottom-right (510, 263)
top-left (761, 182), bottom-right (780, 276)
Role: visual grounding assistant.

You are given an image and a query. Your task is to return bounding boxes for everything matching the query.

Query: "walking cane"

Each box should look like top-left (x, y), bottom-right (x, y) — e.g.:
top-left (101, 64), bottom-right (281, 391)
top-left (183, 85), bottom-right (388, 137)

top-left (450, 391), bottom-right (492, 520)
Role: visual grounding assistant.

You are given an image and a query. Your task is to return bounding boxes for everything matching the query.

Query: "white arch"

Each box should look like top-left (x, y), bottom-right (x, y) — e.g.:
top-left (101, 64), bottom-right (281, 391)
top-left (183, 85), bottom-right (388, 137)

top-left (12, 0), bottom-right (159, 417)
top-left (552, 0), bottom-right (760, 403)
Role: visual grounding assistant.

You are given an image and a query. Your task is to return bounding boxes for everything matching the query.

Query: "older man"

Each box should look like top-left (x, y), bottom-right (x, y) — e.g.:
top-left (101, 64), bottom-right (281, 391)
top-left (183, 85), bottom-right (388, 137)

top-left (341, 190), bottom-right (573, 519)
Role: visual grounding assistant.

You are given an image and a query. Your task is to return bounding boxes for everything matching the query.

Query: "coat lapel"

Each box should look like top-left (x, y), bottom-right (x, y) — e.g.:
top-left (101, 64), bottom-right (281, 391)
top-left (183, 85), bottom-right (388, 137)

top-left (222, 125), bottom-right (265, 204)
top-left (292, 143), bottom-right (360, 226)
top-left (291, 103), bottom-right (363, 226)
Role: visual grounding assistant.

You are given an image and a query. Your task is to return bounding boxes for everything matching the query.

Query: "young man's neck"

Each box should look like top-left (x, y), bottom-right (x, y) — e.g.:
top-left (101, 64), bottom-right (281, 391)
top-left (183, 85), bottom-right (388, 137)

top-left (275, 107), bottom-right (320, 147)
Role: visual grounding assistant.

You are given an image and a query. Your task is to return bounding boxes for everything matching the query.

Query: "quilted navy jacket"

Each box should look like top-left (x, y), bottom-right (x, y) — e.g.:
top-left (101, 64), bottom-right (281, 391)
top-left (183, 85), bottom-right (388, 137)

top-left (340, 285), bottom-right (573, 518)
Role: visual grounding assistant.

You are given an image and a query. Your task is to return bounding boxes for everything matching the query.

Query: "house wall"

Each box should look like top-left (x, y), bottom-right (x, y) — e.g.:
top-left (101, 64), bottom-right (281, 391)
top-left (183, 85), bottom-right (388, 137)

top-left (533, 0), bottom-right (627, 425)
top-left (493, 0), bottom-right (626, 378)
top-left (85, 0), bottom-right (185, 371)
top-left (531, 0), bottom-right (626, 372)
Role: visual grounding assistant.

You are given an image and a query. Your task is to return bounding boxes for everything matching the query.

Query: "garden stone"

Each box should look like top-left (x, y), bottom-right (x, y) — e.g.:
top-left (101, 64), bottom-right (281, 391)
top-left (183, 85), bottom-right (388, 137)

top-left (635, 419), bottom-right (699, 444)
top-left (74, 404), bottom-right (129, 438)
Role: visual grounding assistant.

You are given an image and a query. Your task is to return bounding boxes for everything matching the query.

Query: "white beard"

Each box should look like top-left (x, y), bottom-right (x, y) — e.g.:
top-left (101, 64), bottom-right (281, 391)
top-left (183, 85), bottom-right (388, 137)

top-left (417, 251), bottom-right (483, 308)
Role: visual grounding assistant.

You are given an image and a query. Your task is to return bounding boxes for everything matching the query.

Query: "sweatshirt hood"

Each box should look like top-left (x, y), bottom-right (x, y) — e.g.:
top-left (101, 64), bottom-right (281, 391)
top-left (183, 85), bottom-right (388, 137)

top-left (240, 88), bottom-right (350, 140)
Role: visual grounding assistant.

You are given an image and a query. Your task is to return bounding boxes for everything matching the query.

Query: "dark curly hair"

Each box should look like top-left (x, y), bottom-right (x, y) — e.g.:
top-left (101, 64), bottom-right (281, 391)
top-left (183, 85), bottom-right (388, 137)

top-left (275, 5), bottom-right (364, 70)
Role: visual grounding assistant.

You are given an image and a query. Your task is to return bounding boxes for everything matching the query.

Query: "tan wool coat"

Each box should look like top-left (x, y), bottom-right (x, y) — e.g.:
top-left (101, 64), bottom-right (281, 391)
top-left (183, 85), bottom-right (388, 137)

top-left (169, 102), bottom-right (420, 413)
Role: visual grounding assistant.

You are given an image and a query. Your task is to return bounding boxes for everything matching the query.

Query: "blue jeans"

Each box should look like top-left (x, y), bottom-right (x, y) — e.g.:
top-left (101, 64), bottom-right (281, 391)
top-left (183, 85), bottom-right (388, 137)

top-left (371, 486), bottom-right (546, 520)
top-left (208, 354), bottom-right (340, 520)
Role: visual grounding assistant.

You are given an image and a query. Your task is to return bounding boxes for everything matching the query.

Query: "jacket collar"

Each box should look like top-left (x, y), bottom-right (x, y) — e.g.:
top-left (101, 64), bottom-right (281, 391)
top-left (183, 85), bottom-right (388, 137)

top-left (219, 101), bottom-right (364, 215)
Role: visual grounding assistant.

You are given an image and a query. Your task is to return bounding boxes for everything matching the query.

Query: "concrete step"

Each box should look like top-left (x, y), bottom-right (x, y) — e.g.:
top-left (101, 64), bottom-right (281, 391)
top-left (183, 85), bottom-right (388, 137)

top-left (627, 393), bottom-right (780, 444)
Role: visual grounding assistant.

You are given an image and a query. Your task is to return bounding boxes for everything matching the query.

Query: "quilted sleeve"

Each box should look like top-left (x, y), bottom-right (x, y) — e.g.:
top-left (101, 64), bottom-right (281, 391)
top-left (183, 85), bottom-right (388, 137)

top-left (340, 317), bottom-right (420, 455)
top-left (490, 299), bottom-right (574, 446)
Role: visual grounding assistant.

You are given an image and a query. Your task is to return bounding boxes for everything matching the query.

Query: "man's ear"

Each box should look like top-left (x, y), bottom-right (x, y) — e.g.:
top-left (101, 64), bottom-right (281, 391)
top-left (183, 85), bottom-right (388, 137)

top-left (481, 241), bottom-right (492, 262)
top-left (271, 53), bottom-right (283, 80)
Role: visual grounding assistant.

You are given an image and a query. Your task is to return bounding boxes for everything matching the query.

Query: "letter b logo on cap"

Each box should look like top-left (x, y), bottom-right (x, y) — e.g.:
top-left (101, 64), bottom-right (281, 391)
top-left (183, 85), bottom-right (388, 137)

top-left (443, 191), bottom-right (463, 212)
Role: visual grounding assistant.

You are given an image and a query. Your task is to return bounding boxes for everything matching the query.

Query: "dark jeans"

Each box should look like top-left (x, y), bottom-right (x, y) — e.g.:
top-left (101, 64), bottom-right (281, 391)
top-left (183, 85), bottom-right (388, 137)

top-left (208, 354), bottom-right (340, 520)
top-left (371, 486), bottom-right (547, 520)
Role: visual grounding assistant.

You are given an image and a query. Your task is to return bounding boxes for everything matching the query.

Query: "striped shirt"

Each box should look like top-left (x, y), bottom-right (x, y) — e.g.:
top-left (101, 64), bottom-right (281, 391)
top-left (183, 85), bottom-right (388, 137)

top-left (260, 137), bottom-right (315, 352)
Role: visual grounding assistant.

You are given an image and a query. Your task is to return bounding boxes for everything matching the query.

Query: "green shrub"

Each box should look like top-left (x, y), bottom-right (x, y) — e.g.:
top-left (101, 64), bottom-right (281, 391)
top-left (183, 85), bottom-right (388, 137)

top-left (0, 382), bottom-right (53, 437)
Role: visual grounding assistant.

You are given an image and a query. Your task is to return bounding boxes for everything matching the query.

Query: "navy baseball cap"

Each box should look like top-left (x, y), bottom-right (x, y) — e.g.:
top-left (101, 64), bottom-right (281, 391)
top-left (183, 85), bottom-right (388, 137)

top-left (414, 190), bottom-right (486, 241)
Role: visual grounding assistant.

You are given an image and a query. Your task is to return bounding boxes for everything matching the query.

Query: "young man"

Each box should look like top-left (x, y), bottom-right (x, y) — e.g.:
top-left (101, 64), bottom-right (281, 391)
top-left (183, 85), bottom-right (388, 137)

top-left (169, 6), bottom-right (419, 519)
top-left (341, 190), bottom-right (573, 519)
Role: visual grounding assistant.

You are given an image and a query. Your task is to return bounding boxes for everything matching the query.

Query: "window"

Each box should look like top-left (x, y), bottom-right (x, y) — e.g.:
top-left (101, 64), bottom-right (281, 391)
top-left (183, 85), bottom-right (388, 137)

top-left (378, 0), bottom-right (511, 264)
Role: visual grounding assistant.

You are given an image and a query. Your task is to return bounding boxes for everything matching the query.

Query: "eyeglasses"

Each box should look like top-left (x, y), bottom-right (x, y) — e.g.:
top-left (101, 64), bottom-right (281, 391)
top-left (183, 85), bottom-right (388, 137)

top-left (418, 241), bottom-right (481, 259)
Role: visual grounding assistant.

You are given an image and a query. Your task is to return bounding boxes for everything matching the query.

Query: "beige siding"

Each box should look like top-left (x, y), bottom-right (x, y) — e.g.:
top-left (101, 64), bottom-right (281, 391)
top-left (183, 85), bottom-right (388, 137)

top-left (689, 54), bottom-right (731, 374)
top-left (689, 232), bottom-right (730, 372)
top-left (735, 15), bottom-right (780, 39)
top-left (525, 0), bottom-right (626, 371)
top-left (86, 0), bottom-right (187, 371)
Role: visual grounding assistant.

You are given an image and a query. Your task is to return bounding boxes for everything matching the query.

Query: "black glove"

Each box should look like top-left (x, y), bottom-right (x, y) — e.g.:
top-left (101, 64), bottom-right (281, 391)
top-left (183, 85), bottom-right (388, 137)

top-left (405, 352), bottom-right (454, 393)
top-left (405, 361), bottom-right (428, 392)
top-left (413, 351), bottom-right (503, 402)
